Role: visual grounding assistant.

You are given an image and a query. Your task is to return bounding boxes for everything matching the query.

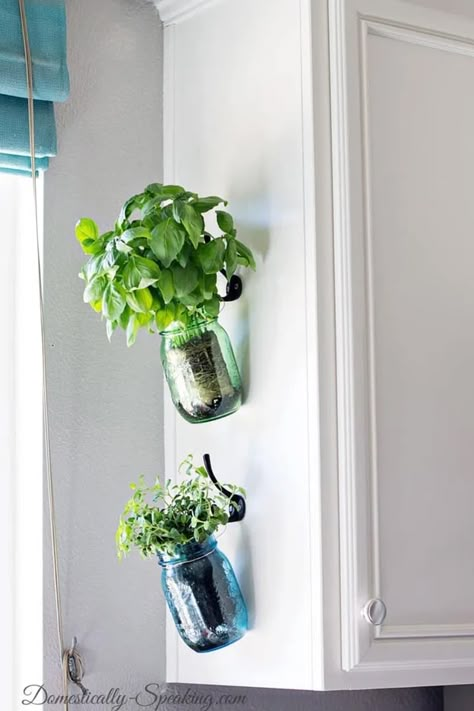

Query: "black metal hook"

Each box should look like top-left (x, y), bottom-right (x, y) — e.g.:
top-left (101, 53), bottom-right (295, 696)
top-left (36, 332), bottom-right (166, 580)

top-left (223, 273), bottom-right (243, 302)
top-left (203, 233), bottom-right (242, 303)
top-left (203, 453), bottom-right (246, 523)
top-left (66, 637), bottom-right (88, 697)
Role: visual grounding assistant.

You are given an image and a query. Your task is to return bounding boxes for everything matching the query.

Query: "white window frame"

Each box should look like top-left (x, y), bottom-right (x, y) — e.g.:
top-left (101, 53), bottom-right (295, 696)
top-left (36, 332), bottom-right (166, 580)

top-left (0, 173), bottom-right (43, 709)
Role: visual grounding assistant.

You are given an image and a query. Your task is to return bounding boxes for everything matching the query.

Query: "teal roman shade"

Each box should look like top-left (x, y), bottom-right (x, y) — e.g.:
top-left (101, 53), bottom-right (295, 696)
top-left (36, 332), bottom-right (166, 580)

top-left (0, 0), bottom-right (69, 175)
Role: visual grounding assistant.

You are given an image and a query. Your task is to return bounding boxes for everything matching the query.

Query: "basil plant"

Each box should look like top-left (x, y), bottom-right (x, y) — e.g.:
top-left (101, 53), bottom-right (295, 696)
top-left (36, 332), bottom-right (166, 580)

top-left (75, 183), bottom-right (256, 346)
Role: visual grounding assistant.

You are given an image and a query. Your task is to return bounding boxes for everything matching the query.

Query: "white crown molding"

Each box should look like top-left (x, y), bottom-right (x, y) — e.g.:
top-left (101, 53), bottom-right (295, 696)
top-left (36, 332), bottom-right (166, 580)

top-left (153, 0), bottom-right (219, 25)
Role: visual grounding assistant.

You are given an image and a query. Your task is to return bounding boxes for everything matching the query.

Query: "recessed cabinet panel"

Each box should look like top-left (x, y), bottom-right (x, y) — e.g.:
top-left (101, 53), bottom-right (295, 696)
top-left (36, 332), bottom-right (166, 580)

top-left (333, 0), bottom-right (474, 678)
top-left (368, 31), bottom-right (474, 630)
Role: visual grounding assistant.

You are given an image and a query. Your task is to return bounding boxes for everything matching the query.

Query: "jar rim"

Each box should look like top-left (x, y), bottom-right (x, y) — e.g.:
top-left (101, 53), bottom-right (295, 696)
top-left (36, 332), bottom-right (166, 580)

top-left (157, 535), bottom-right (217, 566)
top-left (159, 317), bottom-right (217, 336)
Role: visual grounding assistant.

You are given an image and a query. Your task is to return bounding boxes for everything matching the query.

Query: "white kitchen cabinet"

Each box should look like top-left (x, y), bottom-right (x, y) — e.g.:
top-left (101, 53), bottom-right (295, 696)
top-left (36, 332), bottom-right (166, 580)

top-left (155, 0), bottom-right (474, 690)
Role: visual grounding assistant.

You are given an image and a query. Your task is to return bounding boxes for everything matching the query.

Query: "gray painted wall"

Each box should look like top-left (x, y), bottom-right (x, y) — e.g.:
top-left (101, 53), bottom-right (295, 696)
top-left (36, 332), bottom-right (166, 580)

top-left (43, 1), bottom-right (444, 709)
top-left (43, 0), bottom-right (165, 700)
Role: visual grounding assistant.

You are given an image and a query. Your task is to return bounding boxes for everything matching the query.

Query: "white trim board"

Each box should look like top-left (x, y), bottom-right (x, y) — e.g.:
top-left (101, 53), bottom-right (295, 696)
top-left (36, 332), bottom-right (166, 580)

top-left (153, 0), bottom-right (221, 25)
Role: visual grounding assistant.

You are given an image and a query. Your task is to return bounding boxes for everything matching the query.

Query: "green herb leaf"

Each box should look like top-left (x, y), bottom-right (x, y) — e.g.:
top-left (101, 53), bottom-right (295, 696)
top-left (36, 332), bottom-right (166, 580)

top-left (80, 253), bottom-right (105, 282)
top-left (103, 282), bottom-right (126, 321)
top-left (191, 196), bottom-right (227, 213)
top-left (179, 288), bottom-right (204, 308)
top-left (176, 241), bottom-right (192, 268)
top-left (106, 319), bottom-right (118, 342)
top-left (118, 305), bottom-right (131, 330)
top-left (102, 244), bottom-right (122, 273)
top-left (175, 203), bottom-right (204, 249)
top-left (203, 295), bottom-right (220, 318)
top-left (120, 226), bottom-right (151, 244)
top-left (76, 217), bottom-right (98, 241)
top-left (147, 184), bottom-right (184, 198)
top-left (122, 258), bottom-right (142, 291)
top-left (75, 218), bottom-right (101, 254)
top-left (150, 220), bottom-right (186, 267)
top-left (155, 304), bottom-right (176, 331)
top-left (126, 314), bottom-right (140, 346)
top-left (216, 210), bottom-right (234, 234)
top-left (224, 238), bottom-right (238, 278)
top-left (197, 238), bottom-right (226, 274)
top-left (83, 275), bottom-right (107, 304)
top-left (134, 255), bottom-right (161, 287)
top-left (235, 239), bottom-right (256, 270)
top-left (142, 196), bottom-right (163, 218)
top-left (76, 184), bottom-right (256, 346)
top-left (116, 455), bottom-right (243, 559)
top-left (157, 269), bottom-right (175, 304)
top-left (118, 193), bottom-right (146, 227)
top-left (145, 182), bottom-right (164, 195)
top-left (171, 264), bottom-right (199, 297)
top-left (202, 273), bottom-right (217, 300)
top-left (126, 287), bottom-right (153, 314)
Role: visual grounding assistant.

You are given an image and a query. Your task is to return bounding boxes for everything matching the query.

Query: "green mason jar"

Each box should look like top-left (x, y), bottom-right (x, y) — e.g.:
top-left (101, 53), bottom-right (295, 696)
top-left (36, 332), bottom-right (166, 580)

top-left (160, 318), bottom-right (242, 423)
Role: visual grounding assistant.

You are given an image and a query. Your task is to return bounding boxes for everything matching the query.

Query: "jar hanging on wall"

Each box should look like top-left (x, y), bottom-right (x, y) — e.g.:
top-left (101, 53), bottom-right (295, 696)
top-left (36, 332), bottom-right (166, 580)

top-left (160, 318), bottom-right (242, 423)
top-left (158, 535), bottom-right (248, 653)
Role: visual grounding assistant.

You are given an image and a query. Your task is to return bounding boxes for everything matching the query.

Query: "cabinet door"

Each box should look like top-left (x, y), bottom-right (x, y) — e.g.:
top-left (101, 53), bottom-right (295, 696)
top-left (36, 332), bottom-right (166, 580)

top-left (331, 0), bottom-right (474, 683)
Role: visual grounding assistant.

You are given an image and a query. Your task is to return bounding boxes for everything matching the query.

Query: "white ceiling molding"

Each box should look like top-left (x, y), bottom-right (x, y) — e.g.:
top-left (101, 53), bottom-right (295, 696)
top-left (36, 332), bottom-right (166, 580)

top-left (153, 0), bottom-right (219, 25)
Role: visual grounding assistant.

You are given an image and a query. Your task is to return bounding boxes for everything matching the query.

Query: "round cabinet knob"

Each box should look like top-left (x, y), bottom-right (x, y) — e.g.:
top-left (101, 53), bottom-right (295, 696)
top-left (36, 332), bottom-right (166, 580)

top-left (362, 598), bottom-right (387, 626)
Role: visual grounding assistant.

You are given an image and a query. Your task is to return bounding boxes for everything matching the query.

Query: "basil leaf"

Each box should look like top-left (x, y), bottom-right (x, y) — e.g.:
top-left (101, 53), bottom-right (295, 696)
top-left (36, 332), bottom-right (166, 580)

top-left (203, 295), bottom-right (221, 318)
top-left (120, 226), bottom-right (151, 244)
top-left (126, 314), bottom-right (140, 347)
top-left (148, 184), bottom-right (184, 197)
top-left (150, 219), bottom-right (185, 267)
top-left (235, 239), bottom-right (256, 270)
top-left (118, 193), bottom-right (146, 227)
top-left (106, 319), bottom-right (118, 342)
top-left (103, 282), bottom-right (126, 321)
top-left (134, 256), bottom-right (161, 287)
top-left (157, 269), bottom-right (175, 304)
top-left (191, 196), bottom-right (226, 213)
top-left (174, 202), bottom-right (203, 248)
top-left (122, 258), bottom-right (142, 291)
top-left (216, 210), bottom-right (234, 234)
top-left (126, 287), bottom-right (153, 314)
top-left (176, 242), bottom-right (192, 268)
top-left (83, 275), bottom-right (107, 304)
top-left (224, 238), bottom-right (237, 278)
top-left (81, 253), bottom-right (105, 282)
top-left (156, 304), bottom-right (176, 331)
top-left (145, 183), bottom-right (164, 195)
top-left (197, 238), bottom-right (226, 274)
top-left (202, 273), bottom-right (217, 300)
top-left (171, 264), bottom-right (199, 297)
top-left (118, 305), bottom-right (131, 330)
top-left (75, 218), bottom-right (101, 254)
top-left (179, 287), bottom-right (203, 307)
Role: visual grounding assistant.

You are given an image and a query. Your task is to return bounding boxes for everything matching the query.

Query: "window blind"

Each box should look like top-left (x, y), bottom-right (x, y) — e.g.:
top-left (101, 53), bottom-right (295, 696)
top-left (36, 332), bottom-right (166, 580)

top-left (0, 0), bottom-right (69, 175)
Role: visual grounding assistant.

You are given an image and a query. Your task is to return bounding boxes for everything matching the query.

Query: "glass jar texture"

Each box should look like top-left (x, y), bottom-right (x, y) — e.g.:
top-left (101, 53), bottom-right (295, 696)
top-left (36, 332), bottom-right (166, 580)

top-left (160, 319), bottom-right (242, 423)
top-left (158, 536), bottom-right (248, 653)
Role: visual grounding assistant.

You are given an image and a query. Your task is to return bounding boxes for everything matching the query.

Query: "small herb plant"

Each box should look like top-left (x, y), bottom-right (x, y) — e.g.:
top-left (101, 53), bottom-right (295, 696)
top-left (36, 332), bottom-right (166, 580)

top-left (116, 455), bottom-right (246, 559)
top-left (76, 184), bottom-right (256, 346)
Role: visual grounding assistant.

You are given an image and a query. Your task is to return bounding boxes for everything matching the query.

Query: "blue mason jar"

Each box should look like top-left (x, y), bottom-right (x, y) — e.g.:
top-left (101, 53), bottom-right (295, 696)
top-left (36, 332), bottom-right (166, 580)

top-left (158, 536), bottom-right (248, 653)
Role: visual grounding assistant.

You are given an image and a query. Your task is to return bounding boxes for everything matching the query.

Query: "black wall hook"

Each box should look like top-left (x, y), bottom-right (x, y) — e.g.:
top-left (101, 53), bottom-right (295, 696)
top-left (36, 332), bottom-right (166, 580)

top-left (203, 233), bottom-right (243, 303)
top-left (223, 273), bottom-right (242, 302)
top-left (203, 453), bottom-right (246, 523)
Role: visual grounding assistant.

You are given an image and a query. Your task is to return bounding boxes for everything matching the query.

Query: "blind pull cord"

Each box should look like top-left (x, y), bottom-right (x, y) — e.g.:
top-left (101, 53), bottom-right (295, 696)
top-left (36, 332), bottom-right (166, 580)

top-left (17, 1), bottom-right (87, 708)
